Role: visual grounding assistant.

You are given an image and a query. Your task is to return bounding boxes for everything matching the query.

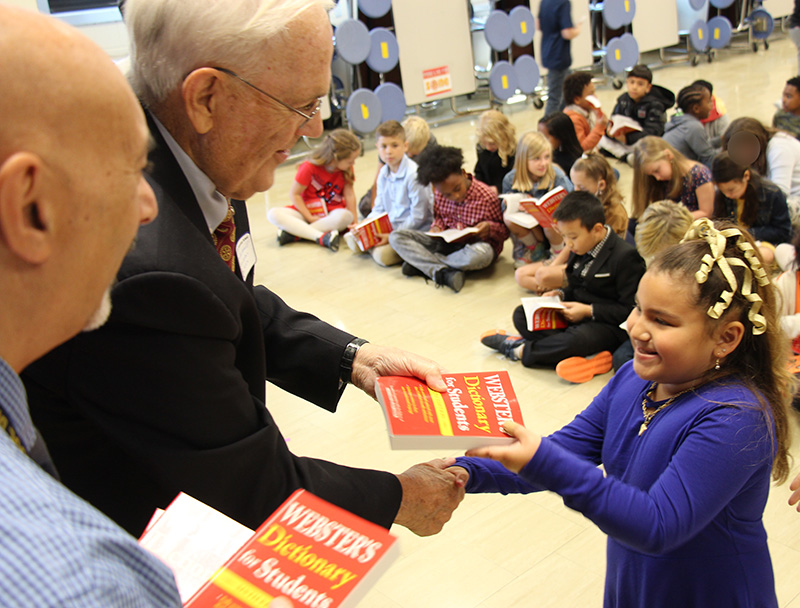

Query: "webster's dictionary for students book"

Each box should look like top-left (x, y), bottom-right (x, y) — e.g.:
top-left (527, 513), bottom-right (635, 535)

top-left (375, 371), bottom-right (524, 450)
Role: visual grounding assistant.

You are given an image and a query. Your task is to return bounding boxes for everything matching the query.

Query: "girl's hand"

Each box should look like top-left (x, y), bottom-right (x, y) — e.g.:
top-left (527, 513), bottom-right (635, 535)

top-left (465, 421), bottom-right (541, 474)
top-left (789, 471), bottom-right (800, 512)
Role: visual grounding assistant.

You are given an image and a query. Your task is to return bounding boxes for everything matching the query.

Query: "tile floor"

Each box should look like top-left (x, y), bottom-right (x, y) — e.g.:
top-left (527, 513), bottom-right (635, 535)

top-left (244, 34), bottom-right (800, 608)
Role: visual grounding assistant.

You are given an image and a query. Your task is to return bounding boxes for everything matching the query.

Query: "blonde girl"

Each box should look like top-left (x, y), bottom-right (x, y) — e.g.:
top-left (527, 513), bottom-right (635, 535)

top-left (456, 219), bottom-right (792, 608)
top-left (267, 129), bottom-right (360, 250)
top-left (515, 152), bottom-right (628, 293)
top-left (474, 110), bottom-right (517, 194)
top-left (631, 135), bottom-right (715, 221)
top-left (502, 130), bottom-right (573, 266)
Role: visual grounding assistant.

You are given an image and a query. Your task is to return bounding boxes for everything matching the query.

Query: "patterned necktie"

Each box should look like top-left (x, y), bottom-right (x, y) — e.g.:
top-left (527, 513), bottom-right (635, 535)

top-left (212, 204), bottom-right (236, 272)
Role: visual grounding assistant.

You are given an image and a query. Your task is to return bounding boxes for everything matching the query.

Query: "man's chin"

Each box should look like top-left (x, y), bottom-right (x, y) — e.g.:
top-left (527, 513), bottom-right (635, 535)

top-left (82, 290), bottom-right (112, 332)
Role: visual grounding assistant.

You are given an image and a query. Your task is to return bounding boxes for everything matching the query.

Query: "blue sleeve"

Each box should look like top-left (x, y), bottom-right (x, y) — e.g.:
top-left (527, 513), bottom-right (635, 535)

top-left (502, 169), bottom-right (516, 194)
top-left (558, 1), bottom-right (573, 30)
top-left (403, 179), bottom-right (433, 231)
top-left (518, 403), bottom-right (773, 554)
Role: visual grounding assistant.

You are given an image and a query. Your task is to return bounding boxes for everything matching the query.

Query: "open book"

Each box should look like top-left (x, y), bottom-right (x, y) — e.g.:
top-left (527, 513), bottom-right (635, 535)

top-left (375, 371), bottom-right (523, 450)
top-left (351, 212), bottom-right (393, 251)
top-left (505, 186), bottom-right (567, 230)
top-left (521, 295), bottom-right (568, 331)
top-left (606, 114), bottom-right (643, 138)
top-left (140, 491), bottom-right (399, 607)
top-left (425, 226), bottom-right (480, 242)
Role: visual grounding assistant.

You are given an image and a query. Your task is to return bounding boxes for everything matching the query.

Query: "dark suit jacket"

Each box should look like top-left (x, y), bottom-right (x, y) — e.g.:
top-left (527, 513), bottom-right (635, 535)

top-left (22, 112), bottom-right (402, 536)
top-left (563, 230), bottom-right (646, 327)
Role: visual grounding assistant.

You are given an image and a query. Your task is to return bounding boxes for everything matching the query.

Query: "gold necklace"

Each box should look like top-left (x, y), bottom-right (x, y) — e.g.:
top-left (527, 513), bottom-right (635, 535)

top-left (639, 383), bottom-right (695, 436)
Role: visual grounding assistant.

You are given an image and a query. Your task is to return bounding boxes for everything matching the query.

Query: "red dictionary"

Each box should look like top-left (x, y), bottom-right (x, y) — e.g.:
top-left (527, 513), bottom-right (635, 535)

top-left (375, 371), bottom-right (523, 450)
top-left (185, 490), bottom-right (399, 608)
top-left (352, 213), bottom-right (392, 251)
top-left (518, 186), bottom-right (567, 229)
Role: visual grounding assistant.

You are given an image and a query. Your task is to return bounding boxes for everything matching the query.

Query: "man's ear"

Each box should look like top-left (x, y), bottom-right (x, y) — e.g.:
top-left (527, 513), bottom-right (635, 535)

top-left (0, 152), bottom-right (54, 264)
top-left (181, 68), bottom-right (225, 135)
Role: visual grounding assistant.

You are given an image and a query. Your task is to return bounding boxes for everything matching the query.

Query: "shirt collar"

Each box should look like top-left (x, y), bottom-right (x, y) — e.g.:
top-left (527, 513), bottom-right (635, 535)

top-left (564, 103), bottom-right (589, 118)
top-left (153, 117), bottom-right (229, 233)
top-left (588, 225), bottom-right (612, 258)
top-left (387, 155), bottom-right (410, 180)
top-left (0, 357), bottom-right (35, 451)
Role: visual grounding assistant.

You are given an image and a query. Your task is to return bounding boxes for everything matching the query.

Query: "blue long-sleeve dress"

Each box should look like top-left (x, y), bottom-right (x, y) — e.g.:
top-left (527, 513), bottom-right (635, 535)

top-left (456, 362), bottom-right (778, 608)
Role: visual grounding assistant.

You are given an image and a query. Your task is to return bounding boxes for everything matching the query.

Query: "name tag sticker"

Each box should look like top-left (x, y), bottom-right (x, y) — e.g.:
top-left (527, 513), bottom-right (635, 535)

top-left (236, 232), bottom-right (256, 278)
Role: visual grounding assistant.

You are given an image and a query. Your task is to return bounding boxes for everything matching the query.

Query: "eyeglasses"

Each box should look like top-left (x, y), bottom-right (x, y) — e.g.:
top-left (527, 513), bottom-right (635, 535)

top-left (211, 66), bottom-right (322, 125)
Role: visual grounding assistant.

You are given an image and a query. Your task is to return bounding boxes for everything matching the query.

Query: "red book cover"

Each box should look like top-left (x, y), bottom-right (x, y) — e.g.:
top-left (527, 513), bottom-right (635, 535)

top-left (518, 186), bottom-right (567, 229)
top-left (521, 296), bottom-right (568, 331)
top-left (375, 371), bottom-right (524, 450)
top-left (353, 213), bottom-right (392, 251)
top-left (304, 198), bottom-right (328, 219)
top-left (185, 490), bottom-right (399, 608)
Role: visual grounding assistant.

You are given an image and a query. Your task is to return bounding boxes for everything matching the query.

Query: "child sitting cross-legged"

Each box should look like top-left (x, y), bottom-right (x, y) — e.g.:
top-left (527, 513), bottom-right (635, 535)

top-left (389, 144), bottom-right (508, 293)
top-left (482, 191), bottom-right (645, 381)
top-left (455, 219), bottom-right (793, 608)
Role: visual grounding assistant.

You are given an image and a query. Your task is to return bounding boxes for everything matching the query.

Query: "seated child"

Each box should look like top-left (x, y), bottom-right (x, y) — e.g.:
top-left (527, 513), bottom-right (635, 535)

top-left (389, 145), bottom-right (508, 293)
top-left (773, 76), bottom-right (800, 141)
top-left (711, 152), bottom-right (792, 265)
top-left (456, 220), bottom-right (793, 607)
top-left (599, 64), bottom-right (675, 161)
top-left (563, 71), bottom-right (608, 151)
top-left (612, 200), bottom-right (695, 371)
top-left (539, 112), bottom-right (584, 175)
top-left (481, 191), bottom-right (645, 379)
top-left (663, 84), bottom-right (717, 168)
top-left (474, 110), bottom-right (517, 195)
top-left (502, 130), bottom-right (573, 266)
top-left (515, 153), bottom-right (628, 294)
top-left (268, 129), bottom-right (360, 250)
top-left (631, 136), bottom-right (715, 222)
top-left (403, 115), bottom-right (437, 159)
top-left (345, 120), bottom-right (433, 267)
top-left (693, 79), bottom-right (729, 147)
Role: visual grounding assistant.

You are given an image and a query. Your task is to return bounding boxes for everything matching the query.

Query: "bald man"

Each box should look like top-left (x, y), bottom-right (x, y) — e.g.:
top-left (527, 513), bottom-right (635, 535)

top-left (24, 0), bottom-right (465, 539)
top-left (0, 6), bottom-right (181, 605)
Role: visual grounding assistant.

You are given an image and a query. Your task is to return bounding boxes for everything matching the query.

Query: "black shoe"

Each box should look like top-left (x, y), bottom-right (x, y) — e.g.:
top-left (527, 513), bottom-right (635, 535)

top-left (401, 262), bottom-right (426, 278)
top-left (317, 230), bottom-right (340, 251)
top-left (434, 267), bottom-right (465, 293)
top-left (277, 230), bottom-right (298, 246)
top-left (480, 330), bottom-right (523, 361)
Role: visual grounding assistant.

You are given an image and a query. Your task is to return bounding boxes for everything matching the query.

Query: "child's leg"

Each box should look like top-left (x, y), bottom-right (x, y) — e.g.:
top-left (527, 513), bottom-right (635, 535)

top-left (515, 262), bottom-right (566, 293)
top-left (370, 243), bottom-right (402, 267)
top-left (267, 206), bottom-right (321, 241)
top-left (388, 230), bottom-right (442, 278)
top-left (516, 321), bottom-right (627, 367)
top-left (311, 208), bottom-right (353, 233)
top-left (441, 242), bottom-right (495, 271)
top-left (543, 226), bottom-right (564, 252)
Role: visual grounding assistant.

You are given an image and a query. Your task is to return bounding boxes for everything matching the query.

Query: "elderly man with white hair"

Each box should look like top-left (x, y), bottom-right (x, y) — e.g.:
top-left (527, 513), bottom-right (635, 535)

top-left (25, 0), bottom-right (465, 540)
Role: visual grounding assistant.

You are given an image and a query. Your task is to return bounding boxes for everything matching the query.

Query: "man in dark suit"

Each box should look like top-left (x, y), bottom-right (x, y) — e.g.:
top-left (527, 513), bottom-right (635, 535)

top-left (482, 191), bottom-right (645, 373)
top-left (23, 0), bottom-right (464, 539)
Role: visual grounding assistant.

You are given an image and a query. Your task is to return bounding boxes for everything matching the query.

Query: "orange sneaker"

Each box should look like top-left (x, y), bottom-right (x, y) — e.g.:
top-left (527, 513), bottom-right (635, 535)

top-left (556, 351), bottom-right (613, 383)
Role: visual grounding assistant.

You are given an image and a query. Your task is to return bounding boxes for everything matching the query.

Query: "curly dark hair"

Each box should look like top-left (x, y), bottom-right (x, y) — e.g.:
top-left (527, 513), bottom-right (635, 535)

top-left (416, 144), bottom-right (464, 186)
top-left (563, 71), bottom-right (593, 106)
top-left (676, 84), bottom-right (706, 113)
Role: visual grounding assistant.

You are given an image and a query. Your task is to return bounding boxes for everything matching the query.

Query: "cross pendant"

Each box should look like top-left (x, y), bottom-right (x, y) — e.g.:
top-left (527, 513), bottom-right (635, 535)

top-left (638, 422), bottom-right (647, 436)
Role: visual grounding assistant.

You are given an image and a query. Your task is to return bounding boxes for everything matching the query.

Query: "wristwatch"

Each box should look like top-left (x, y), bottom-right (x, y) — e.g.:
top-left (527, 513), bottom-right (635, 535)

top-left (339, 338), bottom-right (369, 387)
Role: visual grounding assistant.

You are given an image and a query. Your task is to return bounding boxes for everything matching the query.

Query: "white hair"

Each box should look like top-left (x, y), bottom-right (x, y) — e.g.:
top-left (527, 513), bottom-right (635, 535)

top-left (125, 0), bottom-right (334, 107)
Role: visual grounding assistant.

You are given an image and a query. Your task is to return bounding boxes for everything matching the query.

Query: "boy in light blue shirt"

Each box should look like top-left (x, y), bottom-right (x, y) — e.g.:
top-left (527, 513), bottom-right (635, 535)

top-left (346, 120), bottom-right (433, 266)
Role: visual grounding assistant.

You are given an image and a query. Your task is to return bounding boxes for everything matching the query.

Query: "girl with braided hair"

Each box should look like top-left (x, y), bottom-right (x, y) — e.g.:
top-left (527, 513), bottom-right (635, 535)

top-left (663, 83), bottom-right (717, 168)
top-left (453, 219), bottom-right (792, 607)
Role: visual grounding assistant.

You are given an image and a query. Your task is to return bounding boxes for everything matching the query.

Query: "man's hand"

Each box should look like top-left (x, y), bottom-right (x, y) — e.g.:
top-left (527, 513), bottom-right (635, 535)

top-left (394, 458), bottom-right (466, 536)
top-left (789, 471), bottom-right (800, 512)
top-left (465, 421), bottom-right (541, 474)
top-left (351, 343), bottom-right (446, 399)
top-left (561, 301), bottom-right (592, 323)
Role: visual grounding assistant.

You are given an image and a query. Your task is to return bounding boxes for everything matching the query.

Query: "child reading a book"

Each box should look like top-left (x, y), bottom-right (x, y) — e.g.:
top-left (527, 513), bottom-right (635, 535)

top-left (268, 129), bottom-right (360, 251)
top-left (457, 219), bottom-right (792, 608)
top-left (631, 136), bottom-right (715, 223)
top-left (502, 130), bottom-right (573, 266)
top-left (389, 144), bottom-right (508, 293)
top-left (515, 153), bottom-right (628, 294)
top-left (345, 120), bottom-right (433, 266)
top-left (711, 152), bottom-right (792, 265)
top-left (663, 83), bottom-right (717, 168)
top-left (599, 65), bottom-right (675, 162)
top-left (563, 70), bottom-right (608, 152)
top-left (482, 191), bottom-right (645, 379)
top-left (474, 110), bottom-right (517, 195)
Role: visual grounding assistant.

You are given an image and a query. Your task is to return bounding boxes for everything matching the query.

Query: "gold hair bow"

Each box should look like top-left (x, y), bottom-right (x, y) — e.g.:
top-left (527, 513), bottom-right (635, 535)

top-left (681, 219), bottom-right (769, 335)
